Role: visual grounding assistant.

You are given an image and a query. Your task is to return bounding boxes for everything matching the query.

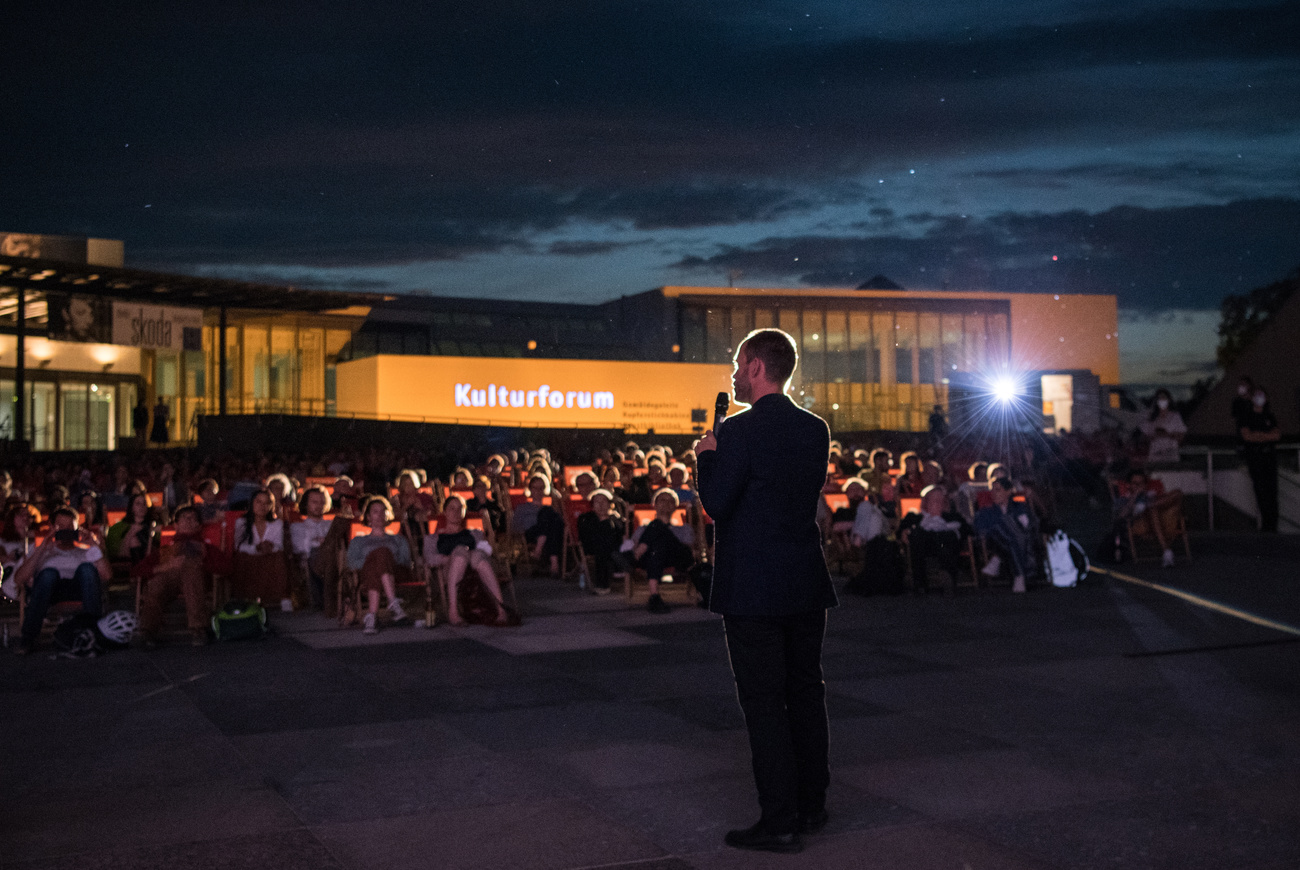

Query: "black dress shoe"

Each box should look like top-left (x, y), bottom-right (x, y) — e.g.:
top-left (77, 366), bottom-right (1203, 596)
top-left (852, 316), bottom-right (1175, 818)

top-left (724, 822), bottom-right (802, 854)
top-left (798, 809), bottom-right (829, 834)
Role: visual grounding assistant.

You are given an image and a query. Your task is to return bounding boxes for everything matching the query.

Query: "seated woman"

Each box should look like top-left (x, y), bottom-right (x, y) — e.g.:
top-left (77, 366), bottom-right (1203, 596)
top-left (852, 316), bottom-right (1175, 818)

top-left (1113, 469), bottom-right (1184, 567)
top-left (599, 465), bottom-right (628, 503)
top-left (265, 473), bottom-right (298, 523)
top-left (863, 448), bottom-right (897, 517)
top-left (105, 492), bottom-right (161, 570)
top-left (345, 496), bottom-right (411, 634)
top-left (424, 495), bottom-right (511, 626)
top-left (571, 470), bottom-right (599, 500)
top-left (974, 478), bottom-right (1038, 593)
top-left (895, 451), bottom-right (925, 499)
top-left (77, 490), bottom-right (107, 531)
top-left (449, 466), bottom-right (475, 492)
top-left (512, 473), bottom-right (565, 576)
top-left (576, 488), bottom-right (627, 596)
top-left (393, 469), bottom-right (435, 538)
top-left (192, 478), bottom-right (222, 523)
top-left (667, 463), bottom-right (696, 505)
top-left (466, 475), bottom-right (506, 536)
top-left (954, 461), bottom-right (991, 524)
top-left (630, 488), bottom-right (695, 614)
top-left (0, 503), bottom-right (40, 598)
top-left (231, 489), bottom-right (292, 611)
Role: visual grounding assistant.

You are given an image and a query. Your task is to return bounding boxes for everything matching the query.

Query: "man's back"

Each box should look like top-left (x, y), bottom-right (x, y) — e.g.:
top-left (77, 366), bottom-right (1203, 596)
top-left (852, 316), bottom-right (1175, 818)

top-left (698, 393), bottom-right (835, 616)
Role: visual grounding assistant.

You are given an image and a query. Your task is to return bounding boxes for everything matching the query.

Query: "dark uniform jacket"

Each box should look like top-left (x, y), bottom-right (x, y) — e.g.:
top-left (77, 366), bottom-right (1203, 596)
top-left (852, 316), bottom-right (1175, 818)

top-left (697, 393), bottom-right (837, 616)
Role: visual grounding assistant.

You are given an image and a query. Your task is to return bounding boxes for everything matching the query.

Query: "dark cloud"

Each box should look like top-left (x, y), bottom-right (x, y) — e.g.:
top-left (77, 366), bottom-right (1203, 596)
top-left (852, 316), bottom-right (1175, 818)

top-left (675, 198), bottom-right (1300, 309)
top-left (1, 1), bottom-right (1297, 312)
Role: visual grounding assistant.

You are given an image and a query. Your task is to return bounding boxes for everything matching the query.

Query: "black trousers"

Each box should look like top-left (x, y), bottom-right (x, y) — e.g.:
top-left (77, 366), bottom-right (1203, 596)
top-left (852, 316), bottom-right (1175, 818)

top-left (1245, 451), bottom-right (1279, 533)
top-left (723, 610), bottom-right (830, 833)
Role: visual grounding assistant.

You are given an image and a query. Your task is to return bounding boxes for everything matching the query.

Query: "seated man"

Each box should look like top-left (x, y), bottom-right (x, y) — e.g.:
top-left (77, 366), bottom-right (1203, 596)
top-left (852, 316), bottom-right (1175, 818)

top-left (138, 506), bottom-right (229, 646)
top-left (13, 507), bottom-right (111, 654)
top-left (291, 485), bottom-right (350, 614)
top-left (192, 478), bottom-right (223, 523)
top-left (830, 478), bottom-right (868, 543)
top-left (973, 478), bottom-right (1038, 593)
top-left (897, 486), bottom-right (970, 595)
top-left (667, 463), bottom-right (696, 505)
top-left (630, 488), bottom-right (695, 614)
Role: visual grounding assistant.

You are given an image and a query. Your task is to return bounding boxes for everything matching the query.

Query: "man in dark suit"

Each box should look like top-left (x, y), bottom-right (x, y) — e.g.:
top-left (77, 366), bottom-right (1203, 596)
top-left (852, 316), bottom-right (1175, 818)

top-left (696, 328), bottom-right (837, 854)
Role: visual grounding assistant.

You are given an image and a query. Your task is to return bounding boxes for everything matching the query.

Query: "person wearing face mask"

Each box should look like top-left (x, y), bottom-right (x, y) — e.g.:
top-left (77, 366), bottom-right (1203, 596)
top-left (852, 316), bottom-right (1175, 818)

top-left (1230, 376), bottom-right (1256, 431)
top-left (1141, 388), bottom-right (1186, 465)
top-left (1239, 386), bottom-right (1281, 532)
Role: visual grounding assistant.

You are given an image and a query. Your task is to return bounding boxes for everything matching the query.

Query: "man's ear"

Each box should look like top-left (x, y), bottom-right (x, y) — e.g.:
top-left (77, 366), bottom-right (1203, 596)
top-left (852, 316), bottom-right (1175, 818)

top-left (747, 354), bottom-right (767, 383)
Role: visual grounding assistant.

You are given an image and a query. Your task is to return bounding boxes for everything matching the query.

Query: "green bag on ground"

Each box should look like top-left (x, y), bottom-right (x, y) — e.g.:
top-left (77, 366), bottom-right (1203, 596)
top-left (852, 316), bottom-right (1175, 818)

top-left (211, 600), bottom-right (268, 641)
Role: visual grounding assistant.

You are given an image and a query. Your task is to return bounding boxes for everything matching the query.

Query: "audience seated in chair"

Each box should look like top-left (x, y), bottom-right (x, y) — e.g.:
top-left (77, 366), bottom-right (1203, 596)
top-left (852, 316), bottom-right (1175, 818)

top-left (897, 486), bottom-right (970, 596)
top-left (424, 495), bottom-right (512, 626)
top-left (1113, 469), bottom-right (1187, 567)
top-left (138, 506), bottom-right (228, 647)
top-left (844, 489), bottom-right (905, 596)
top-left (466, 475), bottom-right (507, 536)
top-left (345, 496), bottom-right (411, 634)
top-left (105, 492), bottom-right (161, 570)
top-left (291, 485), bottom-right (351, 614)
top-left (13, 507), bottom-right (110, 654)
top-left (974, 478), bottom-right (1038, 593)
top-left (577, 489), bottom-right (628, 596)
top-left (631, 488), bottom-right (695, 614)
top-left (231, 489), bottom-right (292, 611)
top-left (513, 473), bottom-right (565, 576)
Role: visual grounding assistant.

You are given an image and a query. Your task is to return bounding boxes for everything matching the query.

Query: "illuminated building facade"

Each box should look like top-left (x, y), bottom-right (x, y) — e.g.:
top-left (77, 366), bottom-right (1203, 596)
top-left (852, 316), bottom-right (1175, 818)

top-left (1, 233), bottom-right (1120, 448)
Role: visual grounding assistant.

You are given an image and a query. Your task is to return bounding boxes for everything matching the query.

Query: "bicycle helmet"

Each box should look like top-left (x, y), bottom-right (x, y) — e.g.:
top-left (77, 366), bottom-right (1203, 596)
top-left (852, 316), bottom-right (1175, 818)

top-left (97, 610), bottom-right (138, 645)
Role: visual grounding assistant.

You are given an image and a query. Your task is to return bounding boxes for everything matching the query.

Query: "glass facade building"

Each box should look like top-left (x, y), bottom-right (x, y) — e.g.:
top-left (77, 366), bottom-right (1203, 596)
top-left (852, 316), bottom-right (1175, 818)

top-left (675, 292), bottom-right (1011, 432)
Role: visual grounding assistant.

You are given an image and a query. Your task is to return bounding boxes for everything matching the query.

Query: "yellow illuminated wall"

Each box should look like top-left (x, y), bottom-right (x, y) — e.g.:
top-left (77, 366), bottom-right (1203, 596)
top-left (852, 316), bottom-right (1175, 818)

top-left (337, 355), bottom-right (735, 433)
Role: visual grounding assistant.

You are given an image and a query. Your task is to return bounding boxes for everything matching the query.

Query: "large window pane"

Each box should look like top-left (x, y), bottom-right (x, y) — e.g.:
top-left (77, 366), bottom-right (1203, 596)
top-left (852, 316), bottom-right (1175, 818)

top-left (61, 383), bottom-right (88, 451)
top-left (88, 382), bottom-right (114, 450)
top-left (681, 307), bottom-right (705, 363)
top-left (825, 310), bottom-right (848, 385)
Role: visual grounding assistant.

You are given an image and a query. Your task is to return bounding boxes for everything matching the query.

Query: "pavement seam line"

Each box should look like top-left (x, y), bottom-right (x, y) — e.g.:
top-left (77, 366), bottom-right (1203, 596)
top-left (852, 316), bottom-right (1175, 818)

top-left (1095, 566), bottom-right (1300, 637)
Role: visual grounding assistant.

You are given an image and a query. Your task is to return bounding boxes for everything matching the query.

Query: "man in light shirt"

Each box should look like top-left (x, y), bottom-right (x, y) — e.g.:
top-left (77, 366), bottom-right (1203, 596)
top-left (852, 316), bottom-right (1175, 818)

top-left (13, 508), bottom-right (111, 654)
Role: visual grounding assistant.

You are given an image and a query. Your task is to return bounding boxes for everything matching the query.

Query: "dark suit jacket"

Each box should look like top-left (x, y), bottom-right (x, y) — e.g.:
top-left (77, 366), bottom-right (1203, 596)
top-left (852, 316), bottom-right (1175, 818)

top-left (697, 393), bottom-right (837, 617)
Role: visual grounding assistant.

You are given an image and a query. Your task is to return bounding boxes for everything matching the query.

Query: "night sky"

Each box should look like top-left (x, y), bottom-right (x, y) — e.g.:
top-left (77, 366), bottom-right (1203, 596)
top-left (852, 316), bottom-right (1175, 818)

top-left (6, 1), bottom-right (1298, 383)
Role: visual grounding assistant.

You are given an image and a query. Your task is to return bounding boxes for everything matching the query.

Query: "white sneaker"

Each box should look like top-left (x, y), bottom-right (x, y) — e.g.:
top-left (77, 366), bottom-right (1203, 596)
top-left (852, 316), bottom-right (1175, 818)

top-left (1012, 576), bottom-right (1026, 594)
top-left (363, 613), bottom-right (378, 635)
top-left (280, 598), bottom-right (294, 612)
top-left (1161, 549), bottom-right (1175, 568)
top-left (388, 599), bottom-right (408, 623)
top-left (981, 555), bottom-right (1002, 578)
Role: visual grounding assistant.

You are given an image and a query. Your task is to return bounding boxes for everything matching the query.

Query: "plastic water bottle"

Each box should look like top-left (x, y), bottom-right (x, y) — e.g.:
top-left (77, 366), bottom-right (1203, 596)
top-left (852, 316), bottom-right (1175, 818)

top-left (578, 569), bottom-right (588, 591)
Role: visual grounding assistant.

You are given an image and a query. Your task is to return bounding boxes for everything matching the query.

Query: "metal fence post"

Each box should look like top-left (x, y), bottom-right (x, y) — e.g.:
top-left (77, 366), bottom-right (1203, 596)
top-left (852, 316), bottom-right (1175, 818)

top-left (1206, 449), bottom-right (1214, 532)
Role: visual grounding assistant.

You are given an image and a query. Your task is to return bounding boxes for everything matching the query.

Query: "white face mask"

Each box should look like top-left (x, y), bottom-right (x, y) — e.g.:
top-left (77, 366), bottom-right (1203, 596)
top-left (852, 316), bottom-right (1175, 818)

top-left (1238, 385), bottom-right (1249, 397)
top-left (1156, 399), bottom-right (1169, 410)
top-left (1254, 393), bottom-right (1267, 408)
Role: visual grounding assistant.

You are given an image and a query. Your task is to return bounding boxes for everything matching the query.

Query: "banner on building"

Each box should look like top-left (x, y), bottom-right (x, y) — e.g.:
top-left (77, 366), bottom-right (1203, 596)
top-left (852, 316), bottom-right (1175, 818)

top-left (110, 302), bottom-right (204, 351)
top-left (46, 292), bottom-right (113, 343)
top-left (337, 354), bottom-right (734, 434)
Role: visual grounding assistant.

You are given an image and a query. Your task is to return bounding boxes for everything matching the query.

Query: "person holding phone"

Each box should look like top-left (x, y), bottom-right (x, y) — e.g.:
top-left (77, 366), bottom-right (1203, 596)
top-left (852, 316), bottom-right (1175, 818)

top-left (13, 507), bottom-right (111, 655)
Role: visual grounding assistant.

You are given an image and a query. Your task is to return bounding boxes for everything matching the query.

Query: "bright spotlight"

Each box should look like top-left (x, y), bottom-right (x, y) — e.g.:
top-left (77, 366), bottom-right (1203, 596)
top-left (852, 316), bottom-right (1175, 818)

top-left (991, 376), bottom-right (1018, 403)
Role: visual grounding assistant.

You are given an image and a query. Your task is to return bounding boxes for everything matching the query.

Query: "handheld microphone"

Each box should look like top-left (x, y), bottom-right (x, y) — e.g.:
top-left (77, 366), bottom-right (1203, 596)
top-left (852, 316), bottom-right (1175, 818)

top-left (714, 391), bottom-right (730, 431)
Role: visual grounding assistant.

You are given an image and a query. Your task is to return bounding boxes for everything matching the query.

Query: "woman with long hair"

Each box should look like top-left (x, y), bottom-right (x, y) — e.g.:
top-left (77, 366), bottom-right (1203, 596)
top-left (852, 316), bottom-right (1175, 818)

top-left (345, 496), bottom-right (411, 634)
top-left (424, 494), bottom-right (510, 626)
top-left (231, 489), bottom-right (292, 610)
top-left (105, 492), bottom-right (160, 567)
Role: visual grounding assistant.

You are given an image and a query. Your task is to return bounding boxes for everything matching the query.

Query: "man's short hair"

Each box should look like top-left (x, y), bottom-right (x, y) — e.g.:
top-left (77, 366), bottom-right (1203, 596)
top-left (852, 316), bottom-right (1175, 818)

top-left (50, 506), bottom-right (78, 526)
top-left (738, 329), bottom-right (798, 386)
top-left (992, 477), bottom-right (1014, 492)
top-left (173, 505), bottom-right (200, 525)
